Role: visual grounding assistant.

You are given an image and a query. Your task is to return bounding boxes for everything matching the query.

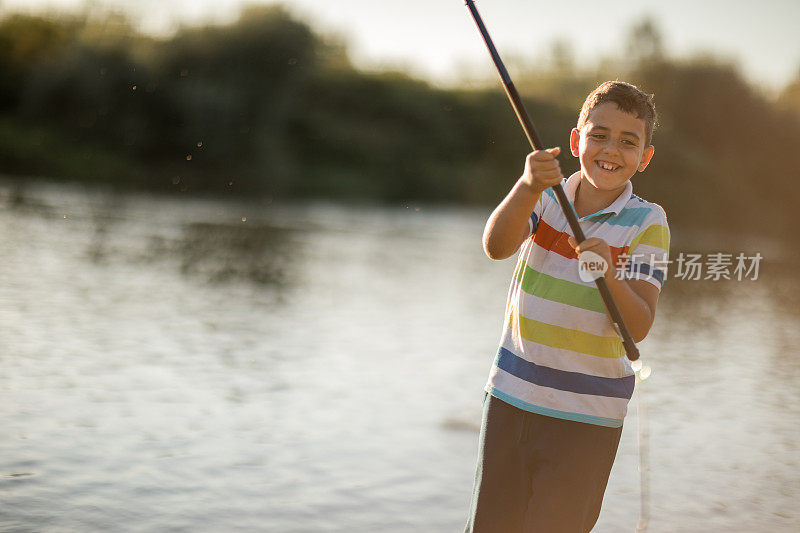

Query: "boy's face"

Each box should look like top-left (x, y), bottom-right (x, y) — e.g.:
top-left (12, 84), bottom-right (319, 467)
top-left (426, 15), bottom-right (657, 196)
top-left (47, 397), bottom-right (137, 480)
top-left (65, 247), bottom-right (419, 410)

top-left (569, 102), bottom-right (654, 193)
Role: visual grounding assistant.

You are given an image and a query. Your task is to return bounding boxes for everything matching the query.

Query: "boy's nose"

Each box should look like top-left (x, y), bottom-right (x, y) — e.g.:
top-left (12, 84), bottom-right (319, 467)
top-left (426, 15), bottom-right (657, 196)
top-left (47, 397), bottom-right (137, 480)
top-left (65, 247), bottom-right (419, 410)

top-left (601, 141), bottom-right (622, 154)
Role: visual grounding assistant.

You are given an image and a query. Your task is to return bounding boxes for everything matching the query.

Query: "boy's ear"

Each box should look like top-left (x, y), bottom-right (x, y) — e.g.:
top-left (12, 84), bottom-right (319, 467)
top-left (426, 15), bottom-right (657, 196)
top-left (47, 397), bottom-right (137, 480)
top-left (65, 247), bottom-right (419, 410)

top-left (638, 145), bottom-right (655, 172)
top-left (569, 128), bottom-right (581, 157)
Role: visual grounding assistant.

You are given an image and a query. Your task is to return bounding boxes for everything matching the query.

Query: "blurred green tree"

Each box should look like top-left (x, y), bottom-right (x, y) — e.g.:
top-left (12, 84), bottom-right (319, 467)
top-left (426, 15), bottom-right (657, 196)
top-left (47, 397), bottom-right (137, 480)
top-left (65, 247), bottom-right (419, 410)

top-left (152, 5), bottom-right (321, 193)
top-left (0, 14), bottom-right (76, 110)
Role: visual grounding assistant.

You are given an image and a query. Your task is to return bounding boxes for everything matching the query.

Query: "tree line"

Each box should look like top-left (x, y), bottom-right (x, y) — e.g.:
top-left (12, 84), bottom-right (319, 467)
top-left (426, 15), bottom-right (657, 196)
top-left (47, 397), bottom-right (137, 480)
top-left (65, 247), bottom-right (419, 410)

top-left (1, 6), bottom-right (799, 238)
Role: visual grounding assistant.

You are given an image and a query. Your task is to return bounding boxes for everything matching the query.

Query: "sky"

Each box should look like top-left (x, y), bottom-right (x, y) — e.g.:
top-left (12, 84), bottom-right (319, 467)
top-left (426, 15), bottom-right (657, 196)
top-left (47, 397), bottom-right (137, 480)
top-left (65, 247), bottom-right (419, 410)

top-left (2, 0), bottom-right (799, 94)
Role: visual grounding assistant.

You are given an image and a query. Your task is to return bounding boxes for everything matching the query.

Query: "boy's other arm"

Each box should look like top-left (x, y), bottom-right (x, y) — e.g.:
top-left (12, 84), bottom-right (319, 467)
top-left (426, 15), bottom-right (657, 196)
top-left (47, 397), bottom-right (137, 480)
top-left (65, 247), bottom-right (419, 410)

top-left (602, 277), bottom-right (659, 343)
top-left (567, 236), bottom-right (660, 342)
top-left (483, 148), bottom-right (563, 260)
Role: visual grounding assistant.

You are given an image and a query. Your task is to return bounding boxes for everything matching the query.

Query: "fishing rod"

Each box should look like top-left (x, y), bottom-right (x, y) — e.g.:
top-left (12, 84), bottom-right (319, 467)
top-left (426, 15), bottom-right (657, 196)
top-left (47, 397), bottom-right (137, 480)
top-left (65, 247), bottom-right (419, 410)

top-left (464, 0), bottom-right (640, 361)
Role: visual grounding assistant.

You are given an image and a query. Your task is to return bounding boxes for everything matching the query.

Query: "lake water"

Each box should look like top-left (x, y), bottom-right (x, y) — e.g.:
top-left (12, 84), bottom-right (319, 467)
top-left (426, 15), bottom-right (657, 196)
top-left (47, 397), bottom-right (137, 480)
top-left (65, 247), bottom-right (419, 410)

top-left (1, 180), bottom-right (798, 532)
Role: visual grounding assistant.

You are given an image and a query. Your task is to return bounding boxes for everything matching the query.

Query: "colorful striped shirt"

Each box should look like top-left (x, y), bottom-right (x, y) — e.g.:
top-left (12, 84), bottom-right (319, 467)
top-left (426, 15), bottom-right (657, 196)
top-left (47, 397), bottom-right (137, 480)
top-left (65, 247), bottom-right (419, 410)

top-left (485, 171), bottom-right (670, 427)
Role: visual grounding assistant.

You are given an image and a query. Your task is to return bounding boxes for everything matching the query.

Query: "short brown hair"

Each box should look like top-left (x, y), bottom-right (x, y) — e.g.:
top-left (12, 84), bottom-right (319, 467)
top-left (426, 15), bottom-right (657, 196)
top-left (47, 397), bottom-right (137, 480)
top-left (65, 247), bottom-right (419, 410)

top-left (577, 81), bottom-right (657, 146)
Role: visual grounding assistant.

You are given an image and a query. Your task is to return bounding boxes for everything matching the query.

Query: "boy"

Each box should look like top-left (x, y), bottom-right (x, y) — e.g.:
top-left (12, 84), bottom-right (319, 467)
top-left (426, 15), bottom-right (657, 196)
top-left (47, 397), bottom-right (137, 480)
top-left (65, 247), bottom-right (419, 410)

top-left (465, 81), bottom-right (670, 532)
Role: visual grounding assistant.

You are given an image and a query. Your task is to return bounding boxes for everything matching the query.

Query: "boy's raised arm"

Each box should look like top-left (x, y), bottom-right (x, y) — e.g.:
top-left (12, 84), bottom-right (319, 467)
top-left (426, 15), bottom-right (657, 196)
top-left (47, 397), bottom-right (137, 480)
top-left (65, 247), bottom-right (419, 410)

top-left (483, 147), bottom-right (563, 260)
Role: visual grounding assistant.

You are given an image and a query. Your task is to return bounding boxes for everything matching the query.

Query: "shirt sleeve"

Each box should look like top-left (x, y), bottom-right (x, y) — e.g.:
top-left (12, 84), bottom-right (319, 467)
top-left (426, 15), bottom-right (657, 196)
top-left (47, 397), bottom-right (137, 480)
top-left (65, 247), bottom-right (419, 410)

top-left (622, 205), bottom-right (670, 291)
top-left (522, 188), bottom-right (550, 240)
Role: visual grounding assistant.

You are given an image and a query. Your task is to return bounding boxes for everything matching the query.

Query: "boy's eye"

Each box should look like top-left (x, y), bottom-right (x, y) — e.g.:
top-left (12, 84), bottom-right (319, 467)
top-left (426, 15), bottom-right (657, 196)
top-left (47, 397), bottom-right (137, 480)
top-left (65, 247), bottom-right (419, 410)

top-left (590, 133), bottom-right (605, 139)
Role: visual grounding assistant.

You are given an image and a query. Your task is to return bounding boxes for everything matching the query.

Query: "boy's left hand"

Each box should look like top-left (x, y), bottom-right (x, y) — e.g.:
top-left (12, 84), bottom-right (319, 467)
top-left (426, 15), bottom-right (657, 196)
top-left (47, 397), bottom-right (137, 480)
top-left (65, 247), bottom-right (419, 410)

top-left (567, 236), bottom-right (616, 279)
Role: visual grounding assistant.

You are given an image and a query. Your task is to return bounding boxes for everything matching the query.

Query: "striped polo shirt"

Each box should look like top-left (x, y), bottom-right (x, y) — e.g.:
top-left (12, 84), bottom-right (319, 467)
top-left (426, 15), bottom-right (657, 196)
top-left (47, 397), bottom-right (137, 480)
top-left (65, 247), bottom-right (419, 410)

top-left (485, 171), bottom-right (670, 427)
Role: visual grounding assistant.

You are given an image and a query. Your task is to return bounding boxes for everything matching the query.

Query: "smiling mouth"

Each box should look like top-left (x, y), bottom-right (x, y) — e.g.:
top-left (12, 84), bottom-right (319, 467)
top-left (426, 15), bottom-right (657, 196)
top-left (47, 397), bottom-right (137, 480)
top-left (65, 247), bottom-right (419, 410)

top-left (596, 160), bottom-right (621, 172)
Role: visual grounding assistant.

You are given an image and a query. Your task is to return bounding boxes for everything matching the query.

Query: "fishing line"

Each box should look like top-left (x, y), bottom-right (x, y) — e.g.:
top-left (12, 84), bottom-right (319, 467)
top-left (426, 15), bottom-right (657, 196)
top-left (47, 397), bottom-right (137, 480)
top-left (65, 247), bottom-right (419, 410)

top-left (632, 360), bottom-right (652, 532)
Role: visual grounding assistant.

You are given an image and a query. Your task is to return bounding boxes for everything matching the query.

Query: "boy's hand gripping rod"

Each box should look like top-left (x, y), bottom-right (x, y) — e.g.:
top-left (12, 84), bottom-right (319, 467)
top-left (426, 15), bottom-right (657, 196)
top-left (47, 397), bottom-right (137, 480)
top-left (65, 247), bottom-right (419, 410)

top-left (465, 0), bottom-right (640, 361)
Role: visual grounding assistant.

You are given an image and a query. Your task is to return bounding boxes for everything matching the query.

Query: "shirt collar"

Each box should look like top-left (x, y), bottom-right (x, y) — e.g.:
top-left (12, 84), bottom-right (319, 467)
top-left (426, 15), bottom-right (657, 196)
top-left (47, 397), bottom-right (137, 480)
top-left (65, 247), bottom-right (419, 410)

top-left (562, 171), bottom-right (633, 219)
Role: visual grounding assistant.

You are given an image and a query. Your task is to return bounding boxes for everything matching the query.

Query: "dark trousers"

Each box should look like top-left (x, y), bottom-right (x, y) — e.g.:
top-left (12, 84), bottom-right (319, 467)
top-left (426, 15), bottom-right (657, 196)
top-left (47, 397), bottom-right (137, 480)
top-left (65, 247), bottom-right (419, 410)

top-left (465, 393), bottom-right (622, 533)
